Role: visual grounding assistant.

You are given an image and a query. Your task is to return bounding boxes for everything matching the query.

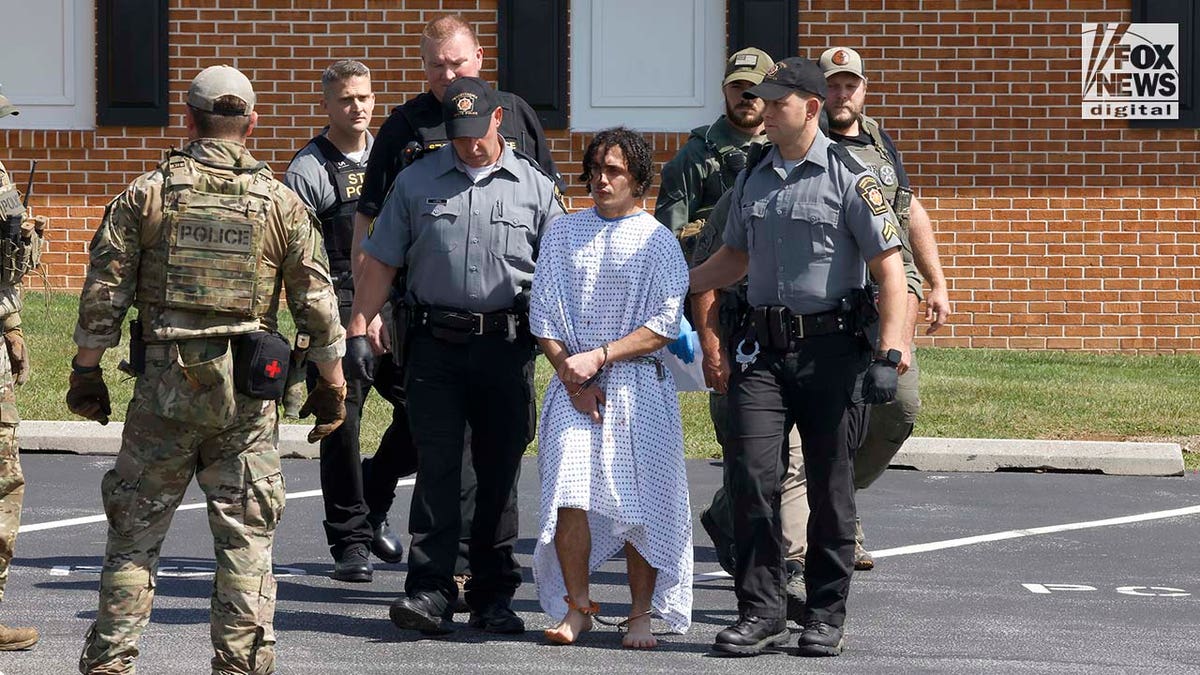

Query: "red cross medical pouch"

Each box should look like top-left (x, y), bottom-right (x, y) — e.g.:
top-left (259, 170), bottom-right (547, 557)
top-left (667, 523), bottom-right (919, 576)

top-left (233, 330), bottom-right (292, 400)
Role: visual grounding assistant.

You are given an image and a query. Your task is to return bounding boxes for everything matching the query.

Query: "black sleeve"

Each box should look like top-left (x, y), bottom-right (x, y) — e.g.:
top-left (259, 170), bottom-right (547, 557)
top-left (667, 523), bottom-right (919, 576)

top-left (511, 94), bottom-right (565, 192)
top-left (879, 129), bottom-right (910, 189)
top-left (358, 109), bottom-right (416, 218)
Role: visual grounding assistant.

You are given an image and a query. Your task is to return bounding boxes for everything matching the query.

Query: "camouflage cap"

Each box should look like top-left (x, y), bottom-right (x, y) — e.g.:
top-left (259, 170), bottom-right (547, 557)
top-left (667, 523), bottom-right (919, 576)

top-left (0, 86), bottom-right (19, 119)
top-left (187, 65), bottom-right (255, 115)
top-left (818, 47), bottom-right (868, 82)
top-left (723, 47), bottom-right (774, 87)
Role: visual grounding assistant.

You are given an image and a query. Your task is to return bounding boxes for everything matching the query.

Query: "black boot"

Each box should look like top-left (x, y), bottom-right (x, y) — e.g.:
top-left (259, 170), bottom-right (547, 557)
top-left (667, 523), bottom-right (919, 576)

top-left (797, 620), bottom-right (844, 657)
top-left (713, 614), bottom-right (789, 656)
top-left (390, 591), bottom-right (454, 635)
top-left (331, 543), bottom-right (372, 583)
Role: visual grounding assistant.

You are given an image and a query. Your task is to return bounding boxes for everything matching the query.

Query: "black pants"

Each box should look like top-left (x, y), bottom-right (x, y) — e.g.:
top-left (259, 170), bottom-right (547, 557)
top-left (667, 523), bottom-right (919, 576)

top-left (403, 330), bottom-right (534, 611)
top-left (727, 332), bottom-right (868, 627)
top-left (309, 355), bottom-right (413, 556)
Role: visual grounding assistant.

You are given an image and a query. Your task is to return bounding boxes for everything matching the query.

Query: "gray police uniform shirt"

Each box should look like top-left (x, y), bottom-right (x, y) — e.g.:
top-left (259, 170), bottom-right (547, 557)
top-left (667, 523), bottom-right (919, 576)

top-left (284, 131), bottom-right (374, 214)
top-left (362, 143), bottom-right (564, 313)
top-left (723, 132), bottom-right (901, 315)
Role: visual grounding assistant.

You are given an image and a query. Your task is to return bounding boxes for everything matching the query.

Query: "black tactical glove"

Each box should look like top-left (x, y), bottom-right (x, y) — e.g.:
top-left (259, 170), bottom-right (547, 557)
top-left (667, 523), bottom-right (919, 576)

top-left (298, 378), bottom-right (347, 443)
top-left (4, 325), bottom-right (30, 386)
top-left (66, 362), bottom-right (111, 425)
top-left (342, 335), bottom-right (375, 386)
top-left (862, 358), bottom-right (899, 405)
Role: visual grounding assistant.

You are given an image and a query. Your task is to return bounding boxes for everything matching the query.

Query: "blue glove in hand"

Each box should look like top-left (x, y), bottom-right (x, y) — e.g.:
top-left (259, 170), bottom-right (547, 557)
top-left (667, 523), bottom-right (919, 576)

top-left (667, 316), bottom-right (697, 364)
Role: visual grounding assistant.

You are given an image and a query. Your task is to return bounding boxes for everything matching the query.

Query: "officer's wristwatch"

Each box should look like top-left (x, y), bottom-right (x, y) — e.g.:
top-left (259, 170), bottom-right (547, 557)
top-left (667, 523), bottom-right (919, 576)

top-left (875, 348), bottom-right (902, 368)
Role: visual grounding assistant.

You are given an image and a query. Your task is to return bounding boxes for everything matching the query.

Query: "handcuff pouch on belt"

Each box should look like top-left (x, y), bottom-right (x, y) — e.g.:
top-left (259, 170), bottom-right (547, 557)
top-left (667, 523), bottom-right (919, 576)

top-left (232, 330), bottom-right (291, 400)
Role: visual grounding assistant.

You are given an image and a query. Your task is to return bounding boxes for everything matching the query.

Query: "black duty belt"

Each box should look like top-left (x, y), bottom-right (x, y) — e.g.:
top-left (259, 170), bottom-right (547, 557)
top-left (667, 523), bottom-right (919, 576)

top-left (751, 305), bottom-right (853, 351)
top-left (413, 306), bottom-right (516, 336)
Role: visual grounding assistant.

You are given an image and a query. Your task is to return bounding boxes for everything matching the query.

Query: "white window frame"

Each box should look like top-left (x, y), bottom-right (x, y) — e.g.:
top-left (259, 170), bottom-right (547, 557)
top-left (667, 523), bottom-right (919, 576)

top-left (569, 0), bottom-right (727, 132)
top-left (0, 0), bottom-right (96, 131)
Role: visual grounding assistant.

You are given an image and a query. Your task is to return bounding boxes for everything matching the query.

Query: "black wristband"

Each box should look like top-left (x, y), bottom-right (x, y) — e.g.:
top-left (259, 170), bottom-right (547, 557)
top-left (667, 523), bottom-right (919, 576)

top-left (71, 358), bottom-right (101, 375)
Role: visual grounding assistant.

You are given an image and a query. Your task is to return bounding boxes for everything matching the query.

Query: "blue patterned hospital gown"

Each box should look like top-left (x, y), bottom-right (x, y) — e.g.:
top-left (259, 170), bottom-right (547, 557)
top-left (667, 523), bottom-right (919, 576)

top-left (529, 207), bottom-right (693, 633)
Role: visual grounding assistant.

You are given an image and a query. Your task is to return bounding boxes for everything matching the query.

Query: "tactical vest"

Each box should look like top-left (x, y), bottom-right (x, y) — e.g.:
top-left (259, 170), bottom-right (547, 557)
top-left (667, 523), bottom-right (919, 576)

top-left (136, 152), bottom-right (274, 339)
top-left (840, 115), bottom-right (912, 231)
top-left (309, 135), bottom-right (364, 279)
top-left (0, 169), bottom-right (43, 287)
top-left (689, 122), bottom-right (757, 227)
top-left (399, 91), bottom-right (523, 166)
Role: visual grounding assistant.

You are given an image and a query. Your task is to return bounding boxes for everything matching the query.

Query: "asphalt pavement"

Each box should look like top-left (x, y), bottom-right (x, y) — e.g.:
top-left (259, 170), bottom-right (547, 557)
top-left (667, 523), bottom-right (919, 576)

top-left (2, 454), bottom-right (1199, 674)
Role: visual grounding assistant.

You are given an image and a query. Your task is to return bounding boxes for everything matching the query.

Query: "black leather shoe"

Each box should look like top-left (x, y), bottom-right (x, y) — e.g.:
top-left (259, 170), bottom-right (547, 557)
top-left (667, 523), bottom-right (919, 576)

top-left (713, 615), bottom-right (789, 656)
top-left (785, 560), bottom-right (807, 623)
top-left (467, 603), bottom-right (525, 634)
top-left (331, 544), bottom-right (372, 583)
top-left (797, 620), bottom-right (844, 657)
top-left (389, 592), bottom-right (454, 635)
top-left (370, 519), bottom-right (404, 564)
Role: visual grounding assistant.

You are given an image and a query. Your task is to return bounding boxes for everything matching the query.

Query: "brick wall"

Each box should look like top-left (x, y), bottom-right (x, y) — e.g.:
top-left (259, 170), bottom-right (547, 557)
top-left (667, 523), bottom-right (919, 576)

top-left (0, 0), bottom-right (1196, 352)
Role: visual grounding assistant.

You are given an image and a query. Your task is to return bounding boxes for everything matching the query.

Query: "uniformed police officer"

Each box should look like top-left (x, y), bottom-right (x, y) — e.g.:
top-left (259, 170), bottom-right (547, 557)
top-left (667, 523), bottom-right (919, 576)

top-left (352, 14), bottom-right (560, 607)
top-left (349, 77), bottom-right (562, 636)
top-left (657, 47), bottom-right (810, 605)
top-left (285, 59), bottom-right (407, 583)
top-left (689, 58), bottom-right (908, 657)
top-left (68, 65), bottom-right (347, 674)
top-left (819, 46), bottom-right (952, 569)
top-left (0, 89), bottom-right (44, 653)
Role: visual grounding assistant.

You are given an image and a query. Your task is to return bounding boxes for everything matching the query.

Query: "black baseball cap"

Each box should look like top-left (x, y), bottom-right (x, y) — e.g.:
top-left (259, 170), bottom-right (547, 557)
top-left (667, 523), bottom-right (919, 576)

top-left (745, 57), bottom-right (827, 101)
top-left (443, 77), bottom-right (500, 139)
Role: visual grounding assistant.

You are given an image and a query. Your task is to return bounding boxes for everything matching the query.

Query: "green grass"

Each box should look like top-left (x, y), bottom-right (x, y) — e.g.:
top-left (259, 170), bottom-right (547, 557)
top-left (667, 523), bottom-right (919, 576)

top-left (16, 293), bottom-right (1200, 470)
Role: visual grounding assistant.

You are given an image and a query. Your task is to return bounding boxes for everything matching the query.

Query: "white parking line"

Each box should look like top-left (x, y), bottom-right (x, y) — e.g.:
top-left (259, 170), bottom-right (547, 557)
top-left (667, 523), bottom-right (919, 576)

top-left (18, 479), bottom-right (416, 534)
top-left (693, 503), bottom-right (1200, 582)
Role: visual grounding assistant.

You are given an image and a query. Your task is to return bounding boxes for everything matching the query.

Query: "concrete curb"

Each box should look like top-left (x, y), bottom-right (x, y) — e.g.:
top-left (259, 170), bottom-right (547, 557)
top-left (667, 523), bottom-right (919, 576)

top-left (16, 421), bottom-right (1186, 476)
top-left (893, 437), bottom-right (1184, 477)
top-left (19, 420), bottom-right (321, 459)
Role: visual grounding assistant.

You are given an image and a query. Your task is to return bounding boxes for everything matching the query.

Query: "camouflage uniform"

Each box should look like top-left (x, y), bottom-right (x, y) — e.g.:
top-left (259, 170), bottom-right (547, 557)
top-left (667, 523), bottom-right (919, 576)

top-left (0, 160), bottom-right (27, 605)
top-left (74, 139), bottom-right (344, 674)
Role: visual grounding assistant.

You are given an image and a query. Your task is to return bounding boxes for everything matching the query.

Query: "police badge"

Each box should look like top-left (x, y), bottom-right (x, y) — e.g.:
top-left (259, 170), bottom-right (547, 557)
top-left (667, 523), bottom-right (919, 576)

top-left (878, 164), bottom-right (897, 187)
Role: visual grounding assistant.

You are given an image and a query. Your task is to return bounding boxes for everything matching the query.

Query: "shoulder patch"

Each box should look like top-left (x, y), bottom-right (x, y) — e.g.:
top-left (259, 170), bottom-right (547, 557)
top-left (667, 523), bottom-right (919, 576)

top-left (856, 175), bottom-right (889, 217)
top-left (881, 217), bottom-right (898, 243)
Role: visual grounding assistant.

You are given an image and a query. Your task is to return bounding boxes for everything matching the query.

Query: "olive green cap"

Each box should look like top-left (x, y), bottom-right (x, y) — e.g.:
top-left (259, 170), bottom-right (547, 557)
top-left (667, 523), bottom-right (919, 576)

top-left (724, 48), bottom-right (775, 87)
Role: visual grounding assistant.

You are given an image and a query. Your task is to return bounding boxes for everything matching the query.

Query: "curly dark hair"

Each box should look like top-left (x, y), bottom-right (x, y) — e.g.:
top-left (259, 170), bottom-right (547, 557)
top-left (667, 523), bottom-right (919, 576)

top-left (578, 127), bottom-right (655, 198)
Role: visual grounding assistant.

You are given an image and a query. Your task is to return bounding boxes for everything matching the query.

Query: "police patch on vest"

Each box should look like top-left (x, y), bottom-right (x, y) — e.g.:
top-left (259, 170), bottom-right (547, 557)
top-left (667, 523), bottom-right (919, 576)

top-left (175, 216), bottom-right (255, 253)
top-left (335, 169), bottom-right (364, 202)
top-left (0, 184), bottom-right (21, 219)
top-left (855, 175), bottom-right (889, 217)
top-left (877, 164), bottom-right (897, 187)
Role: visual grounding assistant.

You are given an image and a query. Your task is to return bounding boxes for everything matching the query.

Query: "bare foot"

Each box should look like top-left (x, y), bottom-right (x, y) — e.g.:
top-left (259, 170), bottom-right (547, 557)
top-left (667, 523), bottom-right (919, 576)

top-left (621, 613), bottom-right (657, 649)
top-left (544, 607), bottom-right (593, 645)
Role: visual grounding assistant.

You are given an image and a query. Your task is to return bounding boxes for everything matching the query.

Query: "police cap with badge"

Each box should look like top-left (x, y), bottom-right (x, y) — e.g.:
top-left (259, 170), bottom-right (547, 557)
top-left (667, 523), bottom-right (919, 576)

top-left (744, 56), bottom-right (828, 101)
top-left (442, 76), bottom-right (500, 139)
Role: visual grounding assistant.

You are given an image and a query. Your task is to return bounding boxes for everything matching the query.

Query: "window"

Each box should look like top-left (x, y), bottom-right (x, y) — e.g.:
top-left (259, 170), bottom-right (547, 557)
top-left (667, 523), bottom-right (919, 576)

top-left (0, 0), bottom-right (95, 130)
top-left (1131, 0), bottom-right (1198, 128)
top-left (569, 0), bottom-right (727, 132)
